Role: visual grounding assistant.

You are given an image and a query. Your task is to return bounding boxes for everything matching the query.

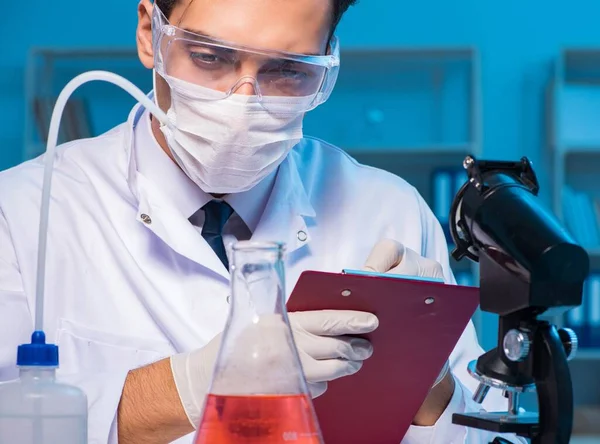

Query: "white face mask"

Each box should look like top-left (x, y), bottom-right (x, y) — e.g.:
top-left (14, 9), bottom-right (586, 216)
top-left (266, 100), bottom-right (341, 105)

top-left (156, 73), bottom-right (311, 194)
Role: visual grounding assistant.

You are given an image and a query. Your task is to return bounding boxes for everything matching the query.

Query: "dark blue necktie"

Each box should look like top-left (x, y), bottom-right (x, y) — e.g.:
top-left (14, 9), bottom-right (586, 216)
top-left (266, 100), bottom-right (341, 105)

top-left (190, 200), bottom-right (234, 270)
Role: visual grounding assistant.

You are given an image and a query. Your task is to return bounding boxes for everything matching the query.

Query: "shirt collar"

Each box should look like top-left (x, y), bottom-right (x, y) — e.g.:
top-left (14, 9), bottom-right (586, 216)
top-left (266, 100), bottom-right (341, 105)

top-left (132, 105), bottom-right (279, 232)
top-left (224, 170), bottom-right (277, 233)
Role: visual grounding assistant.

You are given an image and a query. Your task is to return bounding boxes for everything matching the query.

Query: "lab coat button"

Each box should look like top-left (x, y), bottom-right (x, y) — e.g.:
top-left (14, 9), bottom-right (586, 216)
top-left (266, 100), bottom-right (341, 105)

top-left (297, 231), bottom-right (308, 242)
top-left (140, 214), bottom-right (152, 224)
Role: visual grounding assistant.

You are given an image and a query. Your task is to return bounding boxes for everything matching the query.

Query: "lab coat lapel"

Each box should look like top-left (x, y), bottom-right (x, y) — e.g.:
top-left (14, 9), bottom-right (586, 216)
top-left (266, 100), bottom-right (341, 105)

top-left (125, 103), bottom-right (230, 281)
top-left (125, 104), bottom-right (229, 280)
top-left (118, 109), bottom-right (229, 351)
top-left (135, 173), bottom-right (230, 281)
top-left (252, 153), bottom-right (315, 254)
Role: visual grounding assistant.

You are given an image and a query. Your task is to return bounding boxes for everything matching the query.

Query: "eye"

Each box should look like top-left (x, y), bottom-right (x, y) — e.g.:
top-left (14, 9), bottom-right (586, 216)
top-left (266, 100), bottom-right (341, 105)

top-left (190, 52), bottom-right (221, 64)
top-left (263, 61), bottom-right (311, 81)
top-left (186, 45), bottom-right (236, 68)
top-left (280, 67), bottom-right (308, 81)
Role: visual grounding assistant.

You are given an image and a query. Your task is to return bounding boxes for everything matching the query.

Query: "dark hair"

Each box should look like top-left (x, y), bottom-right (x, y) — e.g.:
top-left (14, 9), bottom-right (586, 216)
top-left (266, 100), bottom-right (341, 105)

top-left (155, 0), bottom-right (357, 32)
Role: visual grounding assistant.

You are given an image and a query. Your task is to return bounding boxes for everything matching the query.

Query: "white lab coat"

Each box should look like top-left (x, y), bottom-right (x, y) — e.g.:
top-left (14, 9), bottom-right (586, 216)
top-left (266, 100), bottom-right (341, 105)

top-left (0, 102), bottom-right (525, 443)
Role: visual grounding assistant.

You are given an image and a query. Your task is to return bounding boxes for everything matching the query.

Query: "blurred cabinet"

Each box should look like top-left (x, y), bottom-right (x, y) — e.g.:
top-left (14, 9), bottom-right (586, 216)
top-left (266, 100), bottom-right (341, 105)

top-left (549, 49), bottom-right (600, 249)
top-left (304, 47), bottom-right (489, 342)
top-left (304, 47), bottom-right (496, 348)
top-left (548, 49), bottom-right (600, 363)
top-left (23, 47), bottom-right (151, 161)
top-left (549, 50), bottom-right (600, 433)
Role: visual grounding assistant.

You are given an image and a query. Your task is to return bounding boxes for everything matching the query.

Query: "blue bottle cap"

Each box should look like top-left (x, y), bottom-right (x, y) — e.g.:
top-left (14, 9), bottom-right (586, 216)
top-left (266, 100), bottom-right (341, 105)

top-left (17, 331), bottom-right (59, 367)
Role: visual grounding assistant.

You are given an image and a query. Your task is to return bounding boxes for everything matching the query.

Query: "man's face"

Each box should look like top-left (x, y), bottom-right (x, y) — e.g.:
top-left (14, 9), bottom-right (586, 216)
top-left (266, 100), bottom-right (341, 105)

top-left (138, 0), bottom-right (333, 111)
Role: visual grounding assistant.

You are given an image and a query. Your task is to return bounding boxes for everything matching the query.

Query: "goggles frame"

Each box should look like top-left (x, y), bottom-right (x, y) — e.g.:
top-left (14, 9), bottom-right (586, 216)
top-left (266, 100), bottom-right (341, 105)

top-left (151, 4), bottom-right (341, 109)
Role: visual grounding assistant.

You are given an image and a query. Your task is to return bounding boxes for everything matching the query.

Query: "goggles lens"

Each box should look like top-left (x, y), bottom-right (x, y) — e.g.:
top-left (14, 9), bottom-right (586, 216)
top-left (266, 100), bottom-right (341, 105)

top-left (163, 38), bottom-right (328, 98)
top-left (152, 5), bottom-right (340, 110)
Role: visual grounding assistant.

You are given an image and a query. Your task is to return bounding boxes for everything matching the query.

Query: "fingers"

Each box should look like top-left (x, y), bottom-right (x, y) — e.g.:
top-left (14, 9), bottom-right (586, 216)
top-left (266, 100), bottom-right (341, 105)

top-left (363, 238), bottom-right (405, 273)
top-left (387, 247), bottom-right (445, 280)
top-left (290, 313), bottom-right (375, 391)
top-left (363, 238), bottom-right (445, 280)
top-left (294, 331), bottom-right (373, 361)
top-left (298, 348), bottom-right (364, 383)
top-left (289, 310), bottom-right (379, 336)
top-left (307, 381), bottom-right (328, 399)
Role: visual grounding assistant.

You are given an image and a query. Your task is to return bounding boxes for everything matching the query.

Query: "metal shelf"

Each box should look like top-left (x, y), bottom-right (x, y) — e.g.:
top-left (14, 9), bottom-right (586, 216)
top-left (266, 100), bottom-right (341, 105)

top-left (575, 349), bottom-right (600, 360)
top-left (561, 145), bottom-right (600, 155)
top-left (588, 248), bottom-right (600, 257)
top-left (304, 46), bottom-right (481, 155)
top-left (345, 144), bottom-right (476, 155)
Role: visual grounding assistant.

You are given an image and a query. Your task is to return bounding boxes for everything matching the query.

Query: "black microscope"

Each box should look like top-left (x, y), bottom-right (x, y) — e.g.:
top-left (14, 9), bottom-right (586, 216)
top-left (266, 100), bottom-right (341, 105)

top-left (448, 156), bottom-right (590, 444)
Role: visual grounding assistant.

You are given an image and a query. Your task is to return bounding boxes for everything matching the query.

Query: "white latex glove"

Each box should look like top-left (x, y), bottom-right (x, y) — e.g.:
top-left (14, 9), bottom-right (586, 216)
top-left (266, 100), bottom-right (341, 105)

top-left (289, 310), bottom-right (378, 398)
top-left (363, 238), bottom-right (449, 386)
top-left (170, 333), bottom-right (222, 429)
top-left (170, 310), bottom-right (378, 428)
top-left (363, 238), bottom-right (445, 281)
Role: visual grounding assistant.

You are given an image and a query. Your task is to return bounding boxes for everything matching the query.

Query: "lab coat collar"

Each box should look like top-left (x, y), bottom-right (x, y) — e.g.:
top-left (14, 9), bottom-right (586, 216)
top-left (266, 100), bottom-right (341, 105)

top-left (134, 108), bottom-right (207, 220)
top-left (124, 99), bottom-right (316, 276)
top-left (126, 101), bottom-right (229, 280)
top-left (224, 169), bottom-right (277, 234)
top-left (251, 150), bottom-right (316, 254)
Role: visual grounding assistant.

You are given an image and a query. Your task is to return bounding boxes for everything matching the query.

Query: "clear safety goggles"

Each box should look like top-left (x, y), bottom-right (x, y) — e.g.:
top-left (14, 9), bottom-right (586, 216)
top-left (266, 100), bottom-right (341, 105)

top-left (152, 5), bottom-right (340, 112)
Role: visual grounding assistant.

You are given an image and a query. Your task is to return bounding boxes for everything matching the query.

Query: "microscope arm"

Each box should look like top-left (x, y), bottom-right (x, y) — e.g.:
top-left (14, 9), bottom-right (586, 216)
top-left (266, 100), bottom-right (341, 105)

top-left (533, 322), bottom-right (573, 444)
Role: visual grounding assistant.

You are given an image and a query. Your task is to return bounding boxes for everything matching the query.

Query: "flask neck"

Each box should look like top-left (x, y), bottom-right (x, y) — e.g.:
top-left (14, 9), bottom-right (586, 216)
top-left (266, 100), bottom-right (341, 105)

top-left (18, 366), bottom-right (57, 382)
top-left (230, 242), bottom-right (287, 317)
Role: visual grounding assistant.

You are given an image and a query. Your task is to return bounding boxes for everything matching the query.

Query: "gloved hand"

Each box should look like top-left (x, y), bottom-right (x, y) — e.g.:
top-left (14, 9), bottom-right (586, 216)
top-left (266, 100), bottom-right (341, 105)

top-left (289, 310), bottom-right (377, 398)
top-left (170, 310), bottom-right (378, 428)
top-left (363, 238), bottom-right (445, 281)
top-left (170, 332), bottom-right (223, 429)
top-left (363, 238), bottom-right (449, 386)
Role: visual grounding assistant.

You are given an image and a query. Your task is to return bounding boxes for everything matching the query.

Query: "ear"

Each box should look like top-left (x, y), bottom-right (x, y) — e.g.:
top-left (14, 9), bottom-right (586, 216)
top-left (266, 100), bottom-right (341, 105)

top-left (137, 0), bottom-right (154, 69)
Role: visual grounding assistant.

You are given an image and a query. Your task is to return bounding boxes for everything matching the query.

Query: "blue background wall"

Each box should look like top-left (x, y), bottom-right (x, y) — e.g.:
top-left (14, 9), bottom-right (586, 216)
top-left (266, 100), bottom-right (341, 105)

top-left (2, 0), bottom-right (600, 424)
top-left (2, 0), bottom-right (600, 186)
top-left (2, 0), bottom-right (600, 348)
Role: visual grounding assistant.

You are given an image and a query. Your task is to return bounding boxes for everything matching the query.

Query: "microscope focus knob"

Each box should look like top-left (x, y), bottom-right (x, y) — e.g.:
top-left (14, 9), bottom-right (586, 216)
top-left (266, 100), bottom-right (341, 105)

top-left (558, 327), bottom-right (578, 361)
top-left (503, 329), bottom-right (531, 362)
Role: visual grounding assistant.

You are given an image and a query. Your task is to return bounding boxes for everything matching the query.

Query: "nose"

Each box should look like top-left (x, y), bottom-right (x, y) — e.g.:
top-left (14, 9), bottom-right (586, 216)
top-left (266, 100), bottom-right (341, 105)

top-left (231, 79), bottom-right (259, 96)
top-left (229, 59), bottom-right (262, 96)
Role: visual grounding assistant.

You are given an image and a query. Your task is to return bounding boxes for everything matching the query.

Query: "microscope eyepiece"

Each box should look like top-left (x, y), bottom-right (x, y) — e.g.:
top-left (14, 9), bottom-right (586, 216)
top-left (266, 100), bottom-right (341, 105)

top-left (450, 156), bottom-right (589, 315)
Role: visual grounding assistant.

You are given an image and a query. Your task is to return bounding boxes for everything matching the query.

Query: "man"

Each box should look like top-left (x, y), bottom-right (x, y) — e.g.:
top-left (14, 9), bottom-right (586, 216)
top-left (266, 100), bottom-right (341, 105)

top-left (0, 0), bottom-right (523, 442)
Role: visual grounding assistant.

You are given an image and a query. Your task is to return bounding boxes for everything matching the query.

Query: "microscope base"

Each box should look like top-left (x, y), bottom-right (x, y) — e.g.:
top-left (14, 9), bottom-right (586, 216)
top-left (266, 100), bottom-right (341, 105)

top-left (452, 411), bottom-right (539, 438)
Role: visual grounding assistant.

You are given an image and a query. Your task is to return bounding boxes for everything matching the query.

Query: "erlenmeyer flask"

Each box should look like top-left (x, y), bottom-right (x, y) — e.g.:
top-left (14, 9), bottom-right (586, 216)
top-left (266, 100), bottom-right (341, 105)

top-left (194, 241), bottom-right (323, 444)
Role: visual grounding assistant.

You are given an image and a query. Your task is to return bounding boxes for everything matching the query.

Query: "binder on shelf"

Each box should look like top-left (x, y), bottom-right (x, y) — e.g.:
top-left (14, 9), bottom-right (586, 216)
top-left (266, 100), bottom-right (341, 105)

top-left (564, 186), bottom-right (587, 245)
top-left (432, 169), bottom-right (456, 244)
top-left (562, 186), bottom-right (600, 249)
top-left (589, 274), bottom-right (600, 348)
top-left (454, 170), bottom-right (466, 197)
top-left (579, 192), bottom-right (600, 248)
top-left (432, 167), bottom-right (472, 250)
top-left (595, 199), bottom-right (600, 244)
top-left (565, 280), bottom-right (588, 348)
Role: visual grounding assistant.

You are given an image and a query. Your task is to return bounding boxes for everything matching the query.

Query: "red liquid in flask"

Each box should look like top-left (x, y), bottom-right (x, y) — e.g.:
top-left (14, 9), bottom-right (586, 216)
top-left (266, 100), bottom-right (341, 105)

top-left (194, 394), bottom-right (322, 444)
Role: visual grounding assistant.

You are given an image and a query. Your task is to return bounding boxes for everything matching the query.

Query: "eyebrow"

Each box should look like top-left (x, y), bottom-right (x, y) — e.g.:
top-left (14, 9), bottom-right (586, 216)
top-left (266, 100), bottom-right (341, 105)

top-left (182, 27), bottom-right (218, 39)
top-left (181, 27), bottom-right (323, 57)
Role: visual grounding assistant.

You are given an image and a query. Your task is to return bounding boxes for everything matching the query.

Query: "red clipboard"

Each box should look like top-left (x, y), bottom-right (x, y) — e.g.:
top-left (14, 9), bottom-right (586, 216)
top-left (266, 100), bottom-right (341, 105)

top-left (286, 270), bottom-right (479, 444)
